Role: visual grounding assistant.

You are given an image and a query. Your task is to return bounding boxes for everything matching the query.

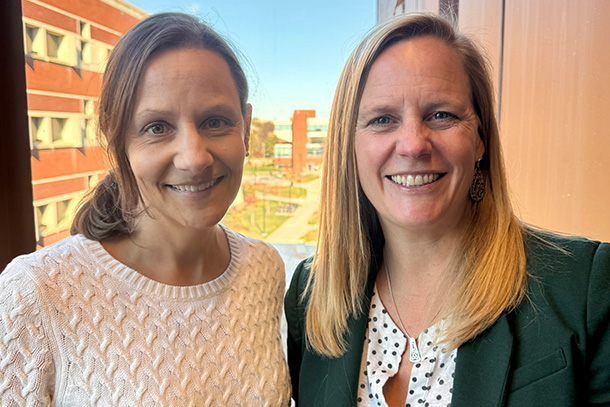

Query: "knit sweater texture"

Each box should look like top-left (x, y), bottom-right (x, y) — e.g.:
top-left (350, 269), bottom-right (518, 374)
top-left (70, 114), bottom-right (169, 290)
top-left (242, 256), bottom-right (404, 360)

top-left (0, 228), bottom-right (291, 406)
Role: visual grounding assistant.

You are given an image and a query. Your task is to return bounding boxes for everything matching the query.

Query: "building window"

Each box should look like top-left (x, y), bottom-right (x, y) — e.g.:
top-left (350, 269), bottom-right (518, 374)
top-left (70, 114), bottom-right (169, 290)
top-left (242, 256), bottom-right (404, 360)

top-left (30, 115), bottom-right (83, 149)
top-left (274, 144), bottom-right (293, 158)
top-left (78, 21), bottom-right (92, 66)
top-left (79, 21), bottom-right (90, 39)
top-left (46, 31), bottom-right (62, 59)
top-left (55, 198), bottom-right (72, 231)
top-left (307, 124), bottom-right (328, 132)
top-left (34, 197), bottom-right (80, 240)
top-left (306, 145), bottom-right (323, 157)
top-left (23, 22), bottom-right (77, 65)
top-left (35, 204), bottom-right (52, 239)
top-left (51, 117), bottom-right (67, 142)
top-left (83, 99), bottom-right (98, 145)
top-left (29, 116), bottom-right (46, 149)
top-left (25, 25), bottom-right (43, 56)
top-left (87, 174), bottom-right (100, 188)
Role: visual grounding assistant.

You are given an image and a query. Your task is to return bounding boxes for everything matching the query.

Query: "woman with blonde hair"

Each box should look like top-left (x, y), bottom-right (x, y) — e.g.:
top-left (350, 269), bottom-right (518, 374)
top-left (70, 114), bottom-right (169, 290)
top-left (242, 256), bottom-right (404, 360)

top-left (0, 12), bottom-right (290, 406)
top-left (285, 13), bottom-right (610, 407)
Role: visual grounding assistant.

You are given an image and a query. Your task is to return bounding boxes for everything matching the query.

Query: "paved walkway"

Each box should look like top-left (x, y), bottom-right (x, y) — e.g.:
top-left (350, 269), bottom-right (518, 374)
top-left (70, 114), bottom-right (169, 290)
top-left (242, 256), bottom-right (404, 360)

top-left (265, 177), bottom-right (320, 244)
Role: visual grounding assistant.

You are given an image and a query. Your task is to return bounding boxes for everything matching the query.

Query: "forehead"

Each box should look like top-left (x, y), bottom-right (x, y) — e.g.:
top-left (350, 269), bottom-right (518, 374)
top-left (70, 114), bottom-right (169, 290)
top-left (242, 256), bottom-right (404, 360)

top-left (135, 47), bottom-right (240, 106)
top-left (362, 36), bottom-right (471, 99)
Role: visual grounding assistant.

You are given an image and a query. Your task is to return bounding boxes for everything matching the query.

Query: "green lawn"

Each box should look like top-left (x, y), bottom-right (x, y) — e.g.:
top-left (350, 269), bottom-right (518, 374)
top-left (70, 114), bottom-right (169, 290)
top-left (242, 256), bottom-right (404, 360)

top-left (268, 185), bottom-right (307, 198)
top-left (300, 228), bottom-right (319, 244)
top-left (222, 199), bottom-right (294, 240)
top-left (243, 164), bottom-right (282, 173)
top-left (242, 184), bottom-right (306, 199)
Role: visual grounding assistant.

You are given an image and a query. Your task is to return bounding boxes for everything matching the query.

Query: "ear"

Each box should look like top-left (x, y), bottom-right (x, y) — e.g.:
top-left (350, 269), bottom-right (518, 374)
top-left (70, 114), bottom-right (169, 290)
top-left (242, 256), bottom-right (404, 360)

top-left (475, 132), bottom-right (485, 161)
top-left (243, 103), bottom-right (252, 152)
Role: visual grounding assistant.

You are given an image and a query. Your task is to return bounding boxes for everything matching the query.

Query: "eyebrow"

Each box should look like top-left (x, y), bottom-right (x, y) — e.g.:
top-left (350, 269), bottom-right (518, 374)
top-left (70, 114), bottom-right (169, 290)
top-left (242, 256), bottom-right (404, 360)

top-left (357, 103), bottom-right (400, 118)
top-left (134, 103), bottom-right (240, 118)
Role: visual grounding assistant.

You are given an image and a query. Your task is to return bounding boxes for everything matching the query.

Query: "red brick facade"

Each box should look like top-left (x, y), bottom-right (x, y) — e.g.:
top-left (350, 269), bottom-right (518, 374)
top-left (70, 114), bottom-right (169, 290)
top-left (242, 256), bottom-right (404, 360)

top-left (291, 110), bottom-right (315, 173)
top-left (23, 0), bottom-right (146, 247)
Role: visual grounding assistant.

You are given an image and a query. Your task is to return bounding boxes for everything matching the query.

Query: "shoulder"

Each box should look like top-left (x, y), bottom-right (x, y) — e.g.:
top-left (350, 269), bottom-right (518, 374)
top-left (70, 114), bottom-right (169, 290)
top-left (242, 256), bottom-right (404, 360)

top-left (500, 229), bottom-right (610, 402)
top-left (523, 228), bottom-right (608, 278)
top-left (519, 227), bottom-right (609, 335)
top-left (285, 256), bottom-right (313, 324)
top-left (287, 257), bottom-right (313, 297)
top-left (0, 235), bottom-right (104, 317)
top-left (222, 226), bottom-right (284, 273)
top-left (1, 235), bottom-right (89, 284)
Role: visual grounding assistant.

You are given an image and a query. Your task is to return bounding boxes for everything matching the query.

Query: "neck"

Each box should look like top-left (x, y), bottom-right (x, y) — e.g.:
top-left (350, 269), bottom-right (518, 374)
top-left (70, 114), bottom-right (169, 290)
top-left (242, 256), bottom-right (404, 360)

top-left (102, 219), bottom-right (230, 286)
top-left (378, 207), bottom-right (469, 281)
top-left (378, 223), bottom-right (464, 333)
top-left (383, 231), bottom-right (460, 286)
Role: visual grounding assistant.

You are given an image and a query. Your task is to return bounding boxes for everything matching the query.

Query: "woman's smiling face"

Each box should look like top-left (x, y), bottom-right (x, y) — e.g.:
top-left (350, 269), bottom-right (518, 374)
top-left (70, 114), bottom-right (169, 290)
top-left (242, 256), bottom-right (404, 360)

top-left (355, 36), bottom-right (484, 239)
top-left (126, 47), bottom-right (250, 233)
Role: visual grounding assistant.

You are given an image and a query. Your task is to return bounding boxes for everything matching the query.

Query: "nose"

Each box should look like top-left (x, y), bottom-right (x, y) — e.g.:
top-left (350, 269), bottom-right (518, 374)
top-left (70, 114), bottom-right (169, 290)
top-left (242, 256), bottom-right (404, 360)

top-left (173, 125), bottom-right (213, 172)
top-left (395, 120), bottom-right (431, 158)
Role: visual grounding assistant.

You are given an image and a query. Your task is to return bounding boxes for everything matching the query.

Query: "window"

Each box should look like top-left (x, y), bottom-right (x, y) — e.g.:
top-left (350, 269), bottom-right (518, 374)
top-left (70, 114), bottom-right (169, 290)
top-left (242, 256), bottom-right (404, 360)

top-left (35, 204), bottom-right (51, 239)
top-left (29, 116), bottom-right (46, 149)
top-left (80, 21), bottom-right (90, 39)
top-left (55, 198), bottom-right (73, 231)
top-left (306, 145), bottom-right (323, 157)
top-left (34, 197), bottom-right (79, 240)
top-left (78, 21), bottom-right (92, 66)
top-left (25, 25), bottom-right (43, 56)
top-left (274, 144), bottom-right (293, 158)
top-left (30, 115), bottom-right (82, 149)
top-left (51, 117), bottom-right (67, 142)
top-left (23, 22), bottom-right (77, 65)
top-left (83, 99), bottom-right (98, 145)
top-left (306, 124), bottom-right (328, 132)
top-left (87, 174), bottom-right (100, 189)
top-left (46, 31), bottom-right (61, 58)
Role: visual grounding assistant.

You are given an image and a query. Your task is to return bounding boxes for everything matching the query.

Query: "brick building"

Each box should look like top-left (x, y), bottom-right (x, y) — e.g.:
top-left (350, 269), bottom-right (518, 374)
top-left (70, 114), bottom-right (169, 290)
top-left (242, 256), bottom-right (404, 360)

top-left (273, 110), bottom-right (327, 172)
top-left (22, 0), bottom-right (146, 247)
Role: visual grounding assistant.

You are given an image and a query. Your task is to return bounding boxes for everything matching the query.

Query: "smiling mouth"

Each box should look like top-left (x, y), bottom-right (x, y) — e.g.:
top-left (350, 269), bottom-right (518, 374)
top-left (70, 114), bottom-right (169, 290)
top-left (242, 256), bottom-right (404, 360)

top-left (169, 177), bottom-right (222, 192)
top-left (389, 173), bottom-right (443, 187)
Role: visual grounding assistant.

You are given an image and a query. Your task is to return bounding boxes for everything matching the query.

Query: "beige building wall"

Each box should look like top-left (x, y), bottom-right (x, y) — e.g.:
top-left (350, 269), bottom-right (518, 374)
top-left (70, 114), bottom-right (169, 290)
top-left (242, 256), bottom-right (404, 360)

top-left (378, 0), bottom-right (610, 242)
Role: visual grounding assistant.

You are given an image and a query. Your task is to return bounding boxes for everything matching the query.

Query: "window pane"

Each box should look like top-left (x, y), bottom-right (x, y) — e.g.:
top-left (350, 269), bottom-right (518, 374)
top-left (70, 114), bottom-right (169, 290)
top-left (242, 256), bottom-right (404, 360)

top-left (46, 32), bottom-right (61, 58)
top-left (25, 25), bottom-right (39, 55)
top-left (51, 118), bottom-right (66, 142)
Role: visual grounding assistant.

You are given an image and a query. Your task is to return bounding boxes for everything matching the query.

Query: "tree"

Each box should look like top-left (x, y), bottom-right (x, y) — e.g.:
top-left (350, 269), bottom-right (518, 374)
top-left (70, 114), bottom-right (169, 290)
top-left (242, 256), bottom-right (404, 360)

top-left (250, 119), bottom-right (275, 158)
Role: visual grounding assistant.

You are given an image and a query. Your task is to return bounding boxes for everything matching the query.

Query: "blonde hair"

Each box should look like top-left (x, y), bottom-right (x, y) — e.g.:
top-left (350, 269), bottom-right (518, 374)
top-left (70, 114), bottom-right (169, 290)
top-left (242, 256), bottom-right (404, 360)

top-left (305, 13), bottom-right (527, 357)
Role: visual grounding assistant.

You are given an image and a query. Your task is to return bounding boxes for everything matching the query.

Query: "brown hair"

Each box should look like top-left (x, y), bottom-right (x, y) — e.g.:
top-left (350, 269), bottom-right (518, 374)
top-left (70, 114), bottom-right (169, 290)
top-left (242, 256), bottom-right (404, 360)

top-left (71, 12), bottom-right (249, 240)
top-left (306, 13), bottom-right (526, 357)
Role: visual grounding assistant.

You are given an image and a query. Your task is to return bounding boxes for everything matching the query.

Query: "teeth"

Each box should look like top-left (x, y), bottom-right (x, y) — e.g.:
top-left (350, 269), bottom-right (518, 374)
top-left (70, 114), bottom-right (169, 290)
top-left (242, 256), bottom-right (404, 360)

top-left (390, 173), bottom-right (439, 187)
top-left (171, 179), bottom-right (216, 192)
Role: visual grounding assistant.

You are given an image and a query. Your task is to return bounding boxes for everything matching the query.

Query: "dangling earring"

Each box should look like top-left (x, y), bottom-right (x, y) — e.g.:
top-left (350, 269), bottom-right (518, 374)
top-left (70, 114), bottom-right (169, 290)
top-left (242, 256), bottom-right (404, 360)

top-left (470, 159), bottom-right (485, 202)
top-left (245, 151), bottom-right (250, 158)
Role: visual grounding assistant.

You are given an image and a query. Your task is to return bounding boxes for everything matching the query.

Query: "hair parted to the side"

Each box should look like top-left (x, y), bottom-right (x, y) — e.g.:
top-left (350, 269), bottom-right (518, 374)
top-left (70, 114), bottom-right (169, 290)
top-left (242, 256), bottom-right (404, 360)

top-left (71, 12), bottom-right (249, 240)
top-left (306, 13), bottom-right (527, 358)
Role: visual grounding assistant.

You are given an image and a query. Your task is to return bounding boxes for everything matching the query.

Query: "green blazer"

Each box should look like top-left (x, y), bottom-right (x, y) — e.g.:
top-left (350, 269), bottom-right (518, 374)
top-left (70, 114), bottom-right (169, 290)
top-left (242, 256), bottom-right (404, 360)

top-left (285, 231), bottom-right (610, 406)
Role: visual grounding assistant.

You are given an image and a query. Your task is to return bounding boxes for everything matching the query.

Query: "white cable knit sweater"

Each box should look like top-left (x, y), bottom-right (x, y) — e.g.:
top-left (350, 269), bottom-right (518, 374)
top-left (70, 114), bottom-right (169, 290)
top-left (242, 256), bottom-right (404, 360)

top-left (0, 228), bottom-right (291, 406)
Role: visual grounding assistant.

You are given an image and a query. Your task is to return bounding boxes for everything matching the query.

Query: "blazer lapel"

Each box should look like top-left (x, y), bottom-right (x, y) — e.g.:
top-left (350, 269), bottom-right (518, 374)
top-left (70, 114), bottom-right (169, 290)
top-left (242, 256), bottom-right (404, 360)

top-left (452, 316), bottom-right (514, 407)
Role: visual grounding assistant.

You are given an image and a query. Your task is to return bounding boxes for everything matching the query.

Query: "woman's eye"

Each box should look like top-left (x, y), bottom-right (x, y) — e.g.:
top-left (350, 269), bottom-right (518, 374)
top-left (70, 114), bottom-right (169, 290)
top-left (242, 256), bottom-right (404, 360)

top-left (205, 118), bottom-right (230, 129)
top-left (431, 111), bottom-right (457, 120)
top-left (369, 116), bottom-right (391, 126)
top-left (144, 123), bottom-right (165, 135)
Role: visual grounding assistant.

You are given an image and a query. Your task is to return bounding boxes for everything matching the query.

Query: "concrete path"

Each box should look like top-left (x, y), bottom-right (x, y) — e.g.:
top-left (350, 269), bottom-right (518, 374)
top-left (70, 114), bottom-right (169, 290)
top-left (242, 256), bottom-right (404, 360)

top-left (265, 177), bottom-right (320, 244)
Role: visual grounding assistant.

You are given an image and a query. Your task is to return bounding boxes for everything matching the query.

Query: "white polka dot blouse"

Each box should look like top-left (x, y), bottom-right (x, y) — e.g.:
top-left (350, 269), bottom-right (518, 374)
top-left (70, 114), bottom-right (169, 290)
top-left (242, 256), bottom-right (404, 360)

top-left (357, 288), bottom-right (456, 407)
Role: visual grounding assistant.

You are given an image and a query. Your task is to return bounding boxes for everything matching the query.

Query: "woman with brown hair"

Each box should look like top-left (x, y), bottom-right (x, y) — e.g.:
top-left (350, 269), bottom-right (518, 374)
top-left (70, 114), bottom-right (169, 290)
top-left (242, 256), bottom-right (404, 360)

top-left (0, 12), bottom-right (290, 406)
top-left (285, 13), bottom-right (610, 407)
